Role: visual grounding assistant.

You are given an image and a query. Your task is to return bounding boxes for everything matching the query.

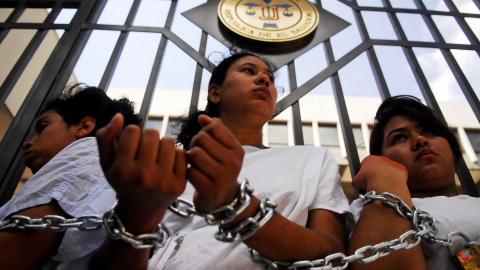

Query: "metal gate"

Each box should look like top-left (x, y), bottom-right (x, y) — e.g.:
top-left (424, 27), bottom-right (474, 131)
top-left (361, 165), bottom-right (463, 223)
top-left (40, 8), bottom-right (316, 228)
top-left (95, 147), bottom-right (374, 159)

top-left (1, 0), bottom-right (479, 205)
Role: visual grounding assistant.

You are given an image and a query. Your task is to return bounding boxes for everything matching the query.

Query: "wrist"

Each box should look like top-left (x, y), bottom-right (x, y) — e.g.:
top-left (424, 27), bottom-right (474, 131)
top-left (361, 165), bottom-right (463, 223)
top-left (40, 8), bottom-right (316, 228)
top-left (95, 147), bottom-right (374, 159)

top-left (216, 196), bottom-right (277, 242)
top-left (114, 200), bottom-right (166, 233)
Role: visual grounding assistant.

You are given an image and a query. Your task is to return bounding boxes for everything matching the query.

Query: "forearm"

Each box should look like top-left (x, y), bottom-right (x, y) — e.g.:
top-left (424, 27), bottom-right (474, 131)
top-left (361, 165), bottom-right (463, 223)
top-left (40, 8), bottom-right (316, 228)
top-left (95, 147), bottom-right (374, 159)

top-left (224, 196), bottom-right (345, 262)
top-left (348, 200), bottom-right (427, 270)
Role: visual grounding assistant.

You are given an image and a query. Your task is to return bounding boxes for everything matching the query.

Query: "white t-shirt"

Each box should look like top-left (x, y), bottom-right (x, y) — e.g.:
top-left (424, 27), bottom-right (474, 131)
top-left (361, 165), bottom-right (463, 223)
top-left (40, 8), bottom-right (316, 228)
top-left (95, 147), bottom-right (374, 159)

top-left (0, 137), bottom-right (116, 270)
top-left (149, 145), bottom-right (352, 269)
top-left (349, 195), bottom-right (480, 270)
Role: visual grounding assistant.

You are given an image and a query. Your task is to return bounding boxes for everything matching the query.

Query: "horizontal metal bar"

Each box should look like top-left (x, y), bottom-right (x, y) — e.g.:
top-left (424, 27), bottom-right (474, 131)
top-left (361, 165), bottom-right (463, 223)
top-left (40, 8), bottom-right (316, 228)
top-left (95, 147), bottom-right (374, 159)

top-left (352, 6), bottom-right (480, 19)
top-left (0, 23), bottom-right (70, 30)
top-left (82, 23), bottom-right (166, 33)
top-left (371, 39), bottom-right (480, 51)
top-left (0, 0), bottom-right (81, 9)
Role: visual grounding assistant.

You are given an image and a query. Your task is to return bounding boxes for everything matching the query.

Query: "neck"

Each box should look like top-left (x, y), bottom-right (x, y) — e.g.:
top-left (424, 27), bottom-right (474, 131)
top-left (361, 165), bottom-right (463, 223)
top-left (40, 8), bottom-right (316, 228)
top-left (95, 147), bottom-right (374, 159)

top-left (222, 121), bottom-right (266, 148)
top-left (410, 182), bottom-right (461, 198)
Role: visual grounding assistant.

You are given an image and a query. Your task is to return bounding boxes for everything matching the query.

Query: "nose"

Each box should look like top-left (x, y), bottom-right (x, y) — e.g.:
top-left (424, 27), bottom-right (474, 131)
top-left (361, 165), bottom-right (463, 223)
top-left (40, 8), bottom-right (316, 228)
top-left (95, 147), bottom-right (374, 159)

top-left (412, 134), bottom-right (429, 150)
top-left (255, 73), bottom-right (270, 87)
top-left (22, 139), bottom-right (33, 151)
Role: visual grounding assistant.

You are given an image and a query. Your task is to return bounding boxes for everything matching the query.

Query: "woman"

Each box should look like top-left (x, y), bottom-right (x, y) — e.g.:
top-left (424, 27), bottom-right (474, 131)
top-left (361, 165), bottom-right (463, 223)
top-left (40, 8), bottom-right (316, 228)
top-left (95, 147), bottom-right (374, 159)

top-left (0, 85), bottom-right (141, 270)
top-left (92, 53), bottom-right (352, 269)
top-left (347, 95), bottom-right (480, 270)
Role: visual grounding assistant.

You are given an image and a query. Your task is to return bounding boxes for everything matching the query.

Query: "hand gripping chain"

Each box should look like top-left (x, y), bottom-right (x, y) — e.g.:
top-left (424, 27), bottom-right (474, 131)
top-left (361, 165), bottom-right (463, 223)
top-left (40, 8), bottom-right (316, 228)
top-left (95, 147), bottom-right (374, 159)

top-left (247, 191), bottom-right (479, 270)
top-left (1, 188), bottom-right (479, 270)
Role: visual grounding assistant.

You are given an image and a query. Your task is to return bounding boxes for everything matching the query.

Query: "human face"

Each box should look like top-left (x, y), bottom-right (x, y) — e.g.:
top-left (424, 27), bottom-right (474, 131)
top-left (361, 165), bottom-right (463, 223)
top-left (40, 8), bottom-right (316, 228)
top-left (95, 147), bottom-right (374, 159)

top-left (381, 115), bottom-right (456, 191)
top-left (212, 56), bottom-right (278, 126)
top-left (22, 110), bottom-right (79, 174)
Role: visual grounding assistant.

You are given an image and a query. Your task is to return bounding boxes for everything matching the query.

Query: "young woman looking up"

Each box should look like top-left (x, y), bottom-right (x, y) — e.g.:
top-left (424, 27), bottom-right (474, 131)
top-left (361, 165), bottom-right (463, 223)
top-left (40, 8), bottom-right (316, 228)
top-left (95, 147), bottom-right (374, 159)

top-left (93, 53), bottom-right (352, 269)
top-left (348, 95), bottom-right (480, 270)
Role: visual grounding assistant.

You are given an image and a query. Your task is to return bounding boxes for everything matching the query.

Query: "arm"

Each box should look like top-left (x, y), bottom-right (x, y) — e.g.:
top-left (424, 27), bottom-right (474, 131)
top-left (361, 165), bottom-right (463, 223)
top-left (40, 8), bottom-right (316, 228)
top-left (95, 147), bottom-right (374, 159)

top-left (241, 200), bottom-right (346, 261)
top-left (187, 115), bottom-right (346, 262)
top-left (90, 114), bottom-right (187, 270)
top-left (347, 155), bottom-right (427, 270)
top-left (0, 201), bottom-right (68, 270)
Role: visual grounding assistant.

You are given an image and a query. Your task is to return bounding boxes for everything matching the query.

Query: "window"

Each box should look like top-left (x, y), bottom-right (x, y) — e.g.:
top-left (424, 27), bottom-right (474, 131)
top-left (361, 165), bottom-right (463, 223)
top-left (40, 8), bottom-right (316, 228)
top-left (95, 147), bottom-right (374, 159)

top-left (352, 125), bottom-right (365, 148)
top-left (302, 123), bottom-right (314, 146)
top-left (466, 129), bottom-right (480, 153)
top-left (268, 122), bottom-right (288, 147)
top-left (146, 117), bottom-right (163, 132)
top-left (318, 124), bottom-right (339, 147)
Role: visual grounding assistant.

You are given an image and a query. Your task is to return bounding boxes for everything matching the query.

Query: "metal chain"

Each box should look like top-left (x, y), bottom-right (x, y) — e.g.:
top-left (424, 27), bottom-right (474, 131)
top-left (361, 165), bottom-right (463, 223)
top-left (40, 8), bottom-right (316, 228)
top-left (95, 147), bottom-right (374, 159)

top-left (102, 203), bottom-right (168, 249)
top-left (0, 179), bottom-right (260, 249)
top-left (248, 191), bottom-right (478, 269)
top-left (215, 197), bottom-right (277, 242)
top-left (168, 178), bottom-right (254, 225)
top-left (2, 188), bottom-right (478, 269)
top-left (0, 214), bottom-right (103, 232)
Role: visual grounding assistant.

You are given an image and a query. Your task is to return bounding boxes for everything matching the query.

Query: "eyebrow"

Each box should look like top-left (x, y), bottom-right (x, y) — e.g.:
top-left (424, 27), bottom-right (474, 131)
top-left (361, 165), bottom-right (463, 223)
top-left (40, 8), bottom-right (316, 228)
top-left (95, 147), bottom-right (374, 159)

top-left (239, 62), bottom-right (274, 76)
top-left (35, 115), bottom-right (49, 130)
top-left (384, 127), bottom-right (407, 139)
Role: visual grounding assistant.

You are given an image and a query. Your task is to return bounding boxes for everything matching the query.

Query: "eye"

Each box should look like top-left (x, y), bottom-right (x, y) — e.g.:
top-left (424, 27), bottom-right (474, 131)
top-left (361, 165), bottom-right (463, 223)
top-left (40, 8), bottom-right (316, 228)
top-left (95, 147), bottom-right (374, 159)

top-left (268, 75), bottom-right (275, 83)
top-left (392, 133), bottom-right (407, 143)
top-left (421, 127), bottom-right (432, 135)
top-left (242, 67), bottom-right (255, 75)
top-left (36, 123), bottom-right (47, 134)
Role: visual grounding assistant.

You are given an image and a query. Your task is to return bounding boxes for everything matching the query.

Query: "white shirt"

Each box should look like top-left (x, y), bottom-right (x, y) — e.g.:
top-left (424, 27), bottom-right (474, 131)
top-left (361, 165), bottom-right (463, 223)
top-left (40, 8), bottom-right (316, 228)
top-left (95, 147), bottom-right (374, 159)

top-left (149, 145), bottom-right (352, 269)
top-left (349, 195), bottom-right (480, 270)
top-left (0, 137), bottom-right (116, 269)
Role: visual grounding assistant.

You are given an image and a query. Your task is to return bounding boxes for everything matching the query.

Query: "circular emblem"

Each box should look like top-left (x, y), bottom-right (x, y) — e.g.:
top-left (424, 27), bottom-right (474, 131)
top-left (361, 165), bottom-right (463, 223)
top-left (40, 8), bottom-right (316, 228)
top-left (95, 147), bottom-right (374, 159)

top-left (218, 0), bottom-right (320, 43)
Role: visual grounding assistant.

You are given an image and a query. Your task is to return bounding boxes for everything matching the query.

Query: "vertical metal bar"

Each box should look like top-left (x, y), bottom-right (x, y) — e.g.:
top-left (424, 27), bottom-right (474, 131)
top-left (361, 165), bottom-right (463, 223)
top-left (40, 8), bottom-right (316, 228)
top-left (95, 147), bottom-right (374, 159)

top-left (139, 0), bottom-right (178, 127)
top-left (381, 0), bottom-right (441, 110)
top-left (287, 61), bottom-right (304, 145)
top-left (473, 0), bottom-right (480, 10)
top-left (49, 0), bottom-right (108, 93)
top-left (188, 30), bottom-right (208, 117)
top-left (414, 0), bottom-right (480, 125)
top-left (0, 1), bottom-right (62, 108)
top-left (351, 0), bottom-right (391, 100)
top-left (412, 0), bottom-right (479, 196)
top-left (0, 0), bottom-right (98, 205)
top-left (324, 38), bottom-right (361, 179)
top-left (443, 0), bottom-right (480, 57)
top-left (99, 0), bottom-right (142, 91)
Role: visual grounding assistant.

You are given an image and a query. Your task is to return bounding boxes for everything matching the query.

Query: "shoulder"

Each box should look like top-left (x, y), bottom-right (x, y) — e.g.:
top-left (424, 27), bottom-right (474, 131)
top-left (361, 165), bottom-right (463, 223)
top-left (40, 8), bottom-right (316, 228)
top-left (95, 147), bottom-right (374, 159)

top-left (58, 137), bottom-right (98, 155)
top-left (0, 137), bottom-right (105, 219)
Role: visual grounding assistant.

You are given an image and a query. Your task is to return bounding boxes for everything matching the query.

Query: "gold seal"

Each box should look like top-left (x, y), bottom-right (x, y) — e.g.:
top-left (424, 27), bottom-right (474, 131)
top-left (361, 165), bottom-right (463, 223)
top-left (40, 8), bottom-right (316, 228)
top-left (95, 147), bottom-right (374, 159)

top-left (218, 0), bottom-right (320, 43)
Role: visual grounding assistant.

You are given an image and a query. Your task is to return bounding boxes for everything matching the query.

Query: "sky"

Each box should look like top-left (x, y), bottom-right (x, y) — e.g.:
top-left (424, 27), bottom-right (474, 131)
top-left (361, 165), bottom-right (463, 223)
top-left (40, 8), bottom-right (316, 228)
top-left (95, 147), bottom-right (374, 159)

top-left (52, 0), bottom-right (480, 106)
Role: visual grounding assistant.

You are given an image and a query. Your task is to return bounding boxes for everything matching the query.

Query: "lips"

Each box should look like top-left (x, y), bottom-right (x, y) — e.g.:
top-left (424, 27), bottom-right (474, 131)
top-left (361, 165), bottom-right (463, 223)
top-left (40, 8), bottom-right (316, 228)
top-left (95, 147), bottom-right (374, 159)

top-left (253, 87), bottom-right (272, 99)
top-left (415, 148), bottom-right (436, 161)
top-left (23, 151), bottom-right (34, 166)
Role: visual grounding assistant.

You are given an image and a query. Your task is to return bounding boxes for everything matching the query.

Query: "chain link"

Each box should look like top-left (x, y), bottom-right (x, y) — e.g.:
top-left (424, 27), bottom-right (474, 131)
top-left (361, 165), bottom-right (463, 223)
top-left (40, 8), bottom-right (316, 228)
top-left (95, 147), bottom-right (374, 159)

top-left (168, 179), bottom-right (254, 225)
top-left (103, 205), bottom-right (168, 249)
top-left (215, 197), bottom-right (277, 242)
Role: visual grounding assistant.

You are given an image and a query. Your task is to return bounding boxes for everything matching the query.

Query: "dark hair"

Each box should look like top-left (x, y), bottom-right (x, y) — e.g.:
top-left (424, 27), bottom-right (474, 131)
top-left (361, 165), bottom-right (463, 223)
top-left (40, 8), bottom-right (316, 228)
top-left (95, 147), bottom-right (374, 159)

top-left (369, 95), bottom-right (461, 167)
top-left (176, 52), bottom-right (275, 149)
top-left (42, 84), bottom-right (141, 136)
